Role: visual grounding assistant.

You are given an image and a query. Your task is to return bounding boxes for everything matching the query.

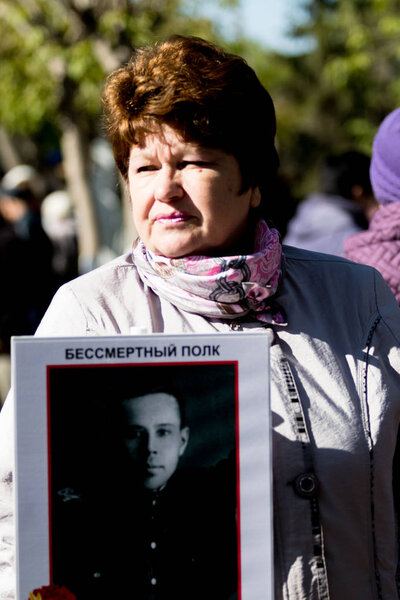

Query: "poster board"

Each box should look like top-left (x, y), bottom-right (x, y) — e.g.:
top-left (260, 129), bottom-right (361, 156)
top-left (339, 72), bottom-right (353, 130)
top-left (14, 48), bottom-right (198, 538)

top-left (13, 332), bottom-right (272, 600)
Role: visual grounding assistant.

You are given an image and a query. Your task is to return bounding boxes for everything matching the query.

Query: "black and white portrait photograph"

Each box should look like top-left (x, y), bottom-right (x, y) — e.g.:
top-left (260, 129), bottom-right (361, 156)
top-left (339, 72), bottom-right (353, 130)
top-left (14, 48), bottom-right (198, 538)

top-left (48, 362), bottom-right (238, 600)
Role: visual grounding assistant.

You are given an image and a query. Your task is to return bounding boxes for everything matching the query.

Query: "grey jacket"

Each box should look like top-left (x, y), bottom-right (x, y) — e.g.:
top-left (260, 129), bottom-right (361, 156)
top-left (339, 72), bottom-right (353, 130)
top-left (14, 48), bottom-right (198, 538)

top-left (1, 245), bottom-right (400, 600)
top-left (283, 193), bottom-right (364, 256)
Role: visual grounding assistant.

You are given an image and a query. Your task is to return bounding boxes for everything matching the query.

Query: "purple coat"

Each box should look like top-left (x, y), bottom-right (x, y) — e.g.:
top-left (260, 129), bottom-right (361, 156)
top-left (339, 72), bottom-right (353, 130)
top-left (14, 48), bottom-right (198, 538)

top-left (344, 202), bottom-right (400, 304)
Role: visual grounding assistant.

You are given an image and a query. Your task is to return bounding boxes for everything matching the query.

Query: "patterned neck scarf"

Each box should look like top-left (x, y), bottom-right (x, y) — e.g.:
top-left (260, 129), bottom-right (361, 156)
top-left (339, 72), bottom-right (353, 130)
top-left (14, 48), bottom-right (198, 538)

top-left (133, 220), bottom-right (285, 324)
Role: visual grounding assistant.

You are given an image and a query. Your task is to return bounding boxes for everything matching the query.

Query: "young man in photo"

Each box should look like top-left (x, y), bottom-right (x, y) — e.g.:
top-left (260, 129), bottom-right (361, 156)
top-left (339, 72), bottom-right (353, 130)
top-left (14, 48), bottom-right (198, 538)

top-left (53, 387), bottom-right (237, 600)
top-left (120, 390), bottom-right (190, 492)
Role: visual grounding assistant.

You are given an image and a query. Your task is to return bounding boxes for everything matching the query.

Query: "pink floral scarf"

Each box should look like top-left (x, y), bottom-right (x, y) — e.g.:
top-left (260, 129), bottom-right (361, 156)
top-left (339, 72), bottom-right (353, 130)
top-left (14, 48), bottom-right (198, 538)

top-left (133, 220), bottom-right (284, 324)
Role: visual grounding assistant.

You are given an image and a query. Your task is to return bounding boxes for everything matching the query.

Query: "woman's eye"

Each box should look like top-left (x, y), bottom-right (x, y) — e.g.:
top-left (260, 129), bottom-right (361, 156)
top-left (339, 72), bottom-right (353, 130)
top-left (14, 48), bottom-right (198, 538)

top-left (179, 161), bottom-right (210, 170)
top-left (137, 165), bottom-right (158, 173)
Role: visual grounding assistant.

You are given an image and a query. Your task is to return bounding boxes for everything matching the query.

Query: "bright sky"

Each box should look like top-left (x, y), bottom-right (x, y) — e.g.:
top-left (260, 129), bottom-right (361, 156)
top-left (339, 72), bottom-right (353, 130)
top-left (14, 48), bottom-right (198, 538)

top-left (200, 0), bottom-right (312, 55)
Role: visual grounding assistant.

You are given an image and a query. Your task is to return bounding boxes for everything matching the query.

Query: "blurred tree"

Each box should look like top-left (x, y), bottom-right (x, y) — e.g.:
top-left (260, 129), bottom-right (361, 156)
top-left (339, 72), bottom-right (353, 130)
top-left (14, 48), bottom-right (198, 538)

top-left (0, 0), bottom-right (235, 271)
top-left (4, 0), bottom-right (399, 246)
top-left (270, 0), bottom-right (400, 197)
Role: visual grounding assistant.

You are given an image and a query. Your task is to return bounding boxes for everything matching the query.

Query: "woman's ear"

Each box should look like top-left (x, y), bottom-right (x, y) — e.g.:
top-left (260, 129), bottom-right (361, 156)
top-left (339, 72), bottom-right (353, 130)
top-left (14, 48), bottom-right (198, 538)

top-left (250, 187), bottom-right (261, 209)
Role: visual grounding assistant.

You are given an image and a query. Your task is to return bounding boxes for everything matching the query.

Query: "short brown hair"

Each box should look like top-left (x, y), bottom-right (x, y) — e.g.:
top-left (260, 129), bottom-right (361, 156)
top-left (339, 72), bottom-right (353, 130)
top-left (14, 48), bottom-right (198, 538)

top-left (102, 35), bottom-right (279, 195)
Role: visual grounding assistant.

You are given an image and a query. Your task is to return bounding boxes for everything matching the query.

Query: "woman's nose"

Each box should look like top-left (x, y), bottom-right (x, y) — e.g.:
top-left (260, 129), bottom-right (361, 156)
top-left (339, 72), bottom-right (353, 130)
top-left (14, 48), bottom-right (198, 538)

top-left (154, 167), bottom-right (184, 202)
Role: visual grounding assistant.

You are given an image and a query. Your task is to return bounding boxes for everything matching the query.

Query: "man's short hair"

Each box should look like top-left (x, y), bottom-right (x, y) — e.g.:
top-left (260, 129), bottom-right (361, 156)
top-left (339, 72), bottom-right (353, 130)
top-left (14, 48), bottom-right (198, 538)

top-left (119, 384), bottom-right (186, 427)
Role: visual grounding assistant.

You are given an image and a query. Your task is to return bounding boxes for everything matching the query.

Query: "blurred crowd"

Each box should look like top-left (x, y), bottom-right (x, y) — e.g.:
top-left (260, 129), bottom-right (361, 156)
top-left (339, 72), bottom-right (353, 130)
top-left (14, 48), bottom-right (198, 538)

top-left (0, 164), bottom-right (78, 404)
top-left (283, 151), bottom-right (376, 255)
top-left (283, 108), bottom-right (400, 306)
top-left (0, 138), bottom-right (126, 406)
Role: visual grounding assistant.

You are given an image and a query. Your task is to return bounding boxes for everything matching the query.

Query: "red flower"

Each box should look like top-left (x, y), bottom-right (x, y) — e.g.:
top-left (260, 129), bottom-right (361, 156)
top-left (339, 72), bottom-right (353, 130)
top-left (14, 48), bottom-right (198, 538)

top-left (28, 584), bottom-right (77, 600)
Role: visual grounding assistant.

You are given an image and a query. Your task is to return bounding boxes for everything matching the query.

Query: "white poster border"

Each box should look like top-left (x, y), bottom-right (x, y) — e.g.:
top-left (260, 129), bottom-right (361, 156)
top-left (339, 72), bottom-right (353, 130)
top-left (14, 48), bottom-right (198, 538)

top-left (13, 332), bottom-right (272, 600)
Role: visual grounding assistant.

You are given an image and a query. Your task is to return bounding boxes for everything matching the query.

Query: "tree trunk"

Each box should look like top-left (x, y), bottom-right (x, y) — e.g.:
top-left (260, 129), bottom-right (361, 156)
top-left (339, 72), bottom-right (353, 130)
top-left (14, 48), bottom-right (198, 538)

top-left (119, 174), bottom-right (138, 251)
top-left (0, 127), bottom-right (21, 172)
top-left (60, 115), bottom-right (99, 273)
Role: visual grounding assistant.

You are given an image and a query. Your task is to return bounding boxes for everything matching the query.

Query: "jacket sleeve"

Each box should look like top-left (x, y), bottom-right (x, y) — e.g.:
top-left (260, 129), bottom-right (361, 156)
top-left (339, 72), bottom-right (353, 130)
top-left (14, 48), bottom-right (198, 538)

top-left (0, 394), bottom-right (15, 599)
top-left (374, 271), bottom-right (400, 583)
top-left (0, 285), bottom-right (90, 600)
top-left (374, 268), bottom-right (400, 346)
top-left (35, 284), bottom-right (90, 337)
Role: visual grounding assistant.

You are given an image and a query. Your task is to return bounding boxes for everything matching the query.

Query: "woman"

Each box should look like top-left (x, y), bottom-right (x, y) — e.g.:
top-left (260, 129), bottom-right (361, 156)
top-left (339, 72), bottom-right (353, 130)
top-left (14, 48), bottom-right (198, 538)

top-left (344, 106), bottom-right (400, 305)
top-left (1, 35), bottom-right (400, 600)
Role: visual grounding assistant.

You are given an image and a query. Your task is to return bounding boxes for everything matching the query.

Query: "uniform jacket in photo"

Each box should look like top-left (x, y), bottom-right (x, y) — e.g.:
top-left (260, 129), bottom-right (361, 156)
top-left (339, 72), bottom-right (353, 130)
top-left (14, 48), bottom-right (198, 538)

top-left (51, 458), bottom-right (237, 600)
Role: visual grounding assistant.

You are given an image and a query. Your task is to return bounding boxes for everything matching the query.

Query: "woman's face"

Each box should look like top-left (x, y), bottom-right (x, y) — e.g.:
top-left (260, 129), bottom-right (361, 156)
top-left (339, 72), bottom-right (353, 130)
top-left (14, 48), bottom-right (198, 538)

top-left (128, 125), bottom-right (260, 257)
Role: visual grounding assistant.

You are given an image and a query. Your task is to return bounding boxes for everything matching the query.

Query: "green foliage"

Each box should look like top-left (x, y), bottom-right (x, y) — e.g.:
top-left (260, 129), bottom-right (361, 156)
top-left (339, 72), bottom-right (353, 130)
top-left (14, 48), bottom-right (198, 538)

top-left (0, 0), bottom-right (225, 147)
top-left (2, 0), bottom-right (400, 202)
top-left (269, 0), bottom-right (400, 196)
top-left (0, 4), bottom-right (56, 133)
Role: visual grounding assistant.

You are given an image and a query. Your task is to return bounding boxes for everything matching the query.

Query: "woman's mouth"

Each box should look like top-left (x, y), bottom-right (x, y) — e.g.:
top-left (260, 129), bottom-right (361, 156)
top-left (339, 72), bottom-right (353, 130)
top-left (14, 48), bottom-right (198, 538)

top-left (155, 212), bottom-right (192, 224)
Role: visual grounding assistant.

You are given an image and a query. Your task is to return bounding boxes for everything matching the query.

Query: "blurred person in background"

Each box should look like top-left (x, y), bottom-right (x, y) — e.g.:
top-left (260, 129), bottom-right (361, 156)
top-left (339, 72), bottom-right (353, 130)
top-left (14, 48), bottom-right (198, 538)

top-left (0, 165), bottom-right (56, 405)
top-left (0, 36), bottom-right (399, 600)
top-left (284, 151), bottom-right (377, 255)
top-left (41, 190), bottom-right (79, 286)
top-left (344, 107), bottom-right (400, 304)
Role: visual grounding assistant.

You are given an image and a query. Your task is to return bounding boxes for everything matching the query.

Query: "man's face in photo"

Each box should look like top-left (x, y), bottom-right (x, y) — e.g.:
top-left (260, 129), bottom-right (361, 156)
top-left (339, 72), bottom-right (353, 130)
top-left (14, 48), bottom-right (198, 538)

top-left (121, 392), bottom-right (189, 491)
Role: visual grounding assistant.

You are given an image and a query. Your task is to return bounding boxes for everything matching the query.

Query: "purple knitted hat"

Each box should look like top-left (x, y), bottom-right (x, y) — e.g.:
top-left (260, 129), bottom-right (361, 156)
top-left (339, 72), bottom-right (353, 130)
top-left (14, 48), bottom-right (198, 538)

top-left (370, 107), bottom-right (400, 205)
